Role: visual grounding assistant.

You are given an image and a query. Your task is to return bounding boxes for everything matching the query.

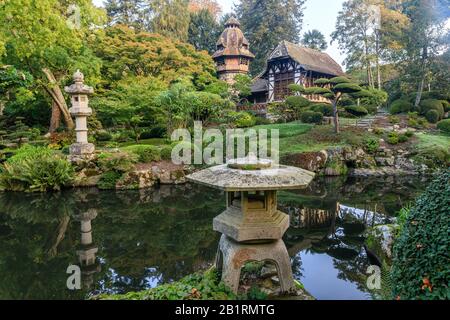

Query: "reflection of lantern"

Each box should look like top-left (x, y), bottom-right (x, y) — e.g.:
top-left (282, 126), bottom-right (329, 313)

top-left (187, 155), bottom-right (314, 293)
top-left (75, 209), bottom-right (100, 289)
top-left (64, 70), bottom-right (94, 158)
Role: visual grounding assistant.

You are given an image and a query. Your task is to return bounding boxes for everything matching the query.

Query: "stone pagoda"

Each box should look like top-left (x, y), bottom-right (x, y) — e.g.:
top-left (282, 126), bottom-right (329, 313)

top-left (65, 70), bottom-right (95, 160)
top-left (187, 155), bottom-right (315, 293)
top-left (212, 17), bottom-right (255, 84)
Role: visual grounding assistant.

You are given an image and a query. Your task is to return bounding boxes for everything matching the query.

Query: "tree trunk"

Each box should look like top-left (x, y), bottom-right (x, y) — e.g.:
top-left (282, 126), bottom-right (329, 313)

top-left (49, 100), bottom-right (62, 133)
top-left (333, 99), bottom-right (340, 134)
top-left (42, 68), bottom-right (74, 132)
top-left (414, 46), bottom-right (428, 109)
top-left (376, 34), bottom-right (382, 90)
top-left (0, 101), bottom-right (4, 116)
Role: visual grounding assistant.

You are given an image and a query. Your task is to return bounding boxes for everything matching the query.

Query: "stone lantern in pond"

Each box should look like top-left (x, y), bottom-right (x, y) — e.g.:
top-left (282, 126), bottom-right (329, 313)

top-left (187, 156), bottom-right (315, 293)
top-left (65, 70), bottom-right (95, 159)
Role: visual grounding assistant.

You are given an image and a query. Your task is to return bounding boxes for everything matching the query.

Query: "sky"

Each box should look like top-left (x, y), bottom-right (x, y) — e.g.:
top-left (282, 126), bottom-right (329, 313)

top-left (92, 0), bottom-right (348, 66)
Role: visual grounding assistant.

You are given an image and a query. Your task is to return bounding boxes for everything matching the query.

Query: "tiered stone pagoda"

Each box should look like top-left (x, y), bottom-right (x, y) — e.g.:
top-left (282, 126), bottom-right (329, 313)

top-left (65, 70), bottom-right (95, 159)
top-left (212, 17), bottom-right (255, 84)
top-left (187, 155), bottom-right (315, 293)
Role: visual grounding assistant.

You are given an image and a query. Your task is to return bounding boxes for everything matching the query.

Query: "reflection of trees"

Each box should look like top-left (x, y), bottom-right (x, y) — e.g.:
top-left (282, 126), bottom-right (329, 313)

top-left (0, 184), bottom-right (224, 298)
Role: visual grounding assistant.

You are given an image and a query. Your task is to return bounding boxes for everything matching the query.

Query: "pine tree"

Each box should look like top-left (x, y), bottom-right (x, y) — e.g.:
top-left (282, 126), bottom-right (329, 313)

top-left (150, 0), bottom-right (191, 41)
top-left (236, 0), bottom-right (306, 75)
top-left (105, 0), bottom-right (151, 30)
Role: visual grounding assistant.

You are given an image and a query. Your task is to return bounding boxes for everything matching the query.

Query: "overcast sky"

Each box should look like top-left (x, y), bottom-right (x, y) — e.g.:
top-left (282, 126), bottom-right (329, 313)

top-left (92, 0), bottom-right (349, 66)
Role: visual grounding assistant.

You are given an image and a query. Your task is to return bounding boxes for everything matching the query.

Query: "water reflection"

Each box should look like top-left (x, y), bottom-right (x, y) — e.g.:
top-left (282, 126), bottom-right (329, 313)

top-left (0, 175), bottom-right (431, 299)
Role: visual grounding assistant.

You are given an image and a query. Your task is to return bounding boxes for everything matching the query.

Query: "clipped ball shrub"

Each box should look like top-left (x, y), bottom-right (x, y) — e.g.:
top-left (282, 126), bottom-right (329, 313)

top-left (440, 100), bottom-right (450, 112)
top-left (95, 130), bottom-right (113, 142)
top-left (391, 172), bottom-right (450, 300)
top-left (123, 145), bottom-right (161, 163)
top-left (425, 109), bottom-right (440, 124)
top-left (345, 105), bottom-right (369, 117)
top-left (436, 119), bottom-right (450, 133)
top-left (419, 99), bottom-right (444, 119)
top-left (310, 103), bottom-right (333, 116)
top-left (390, 99), bottom-right (413, 114)
top-left (300, 111), bottom-right (323, 124)
top-left (332, 83), bottom-right (362, 93)
top-left (329, 76), bottom-right (351, 84)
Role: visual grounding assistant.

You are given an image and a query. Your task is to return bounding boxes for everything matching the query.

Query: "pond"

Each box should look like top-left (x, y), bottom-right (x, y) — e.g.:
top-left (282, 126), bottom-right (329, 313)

top-left (0, 175), bottom-right (431, 300)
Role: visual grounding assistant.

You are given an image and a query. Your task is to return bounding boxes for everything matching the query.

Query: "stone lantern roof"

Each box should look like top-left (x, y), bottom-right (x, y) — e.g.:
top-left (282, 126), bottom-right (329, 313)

top-left (187, 156), bottom-right (315, 191)
top-left (65, 70), bottom-right (94, 95)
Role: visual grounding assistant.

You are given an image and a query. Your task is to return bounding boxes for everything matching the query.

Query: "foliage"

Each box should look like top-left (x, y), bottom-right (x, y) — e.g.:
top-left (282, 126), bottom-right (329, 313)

top-left (364, 138), bottom-right (380, 154)
top-left (345, 105), bottom-right (368, 117)
top-left (0, 146), bottom-right (73, 192)
top-left (95, 130), bottom-right (113, 142)
top-left (123, 145), bottom-right (161, 163)
top-left (425, 110), bottom-right (440, 124)
top-left (229, 111), bottom-right (257, 128)
top-left (391, 172), bottom-right (450, 300)
top-left (301, 29), bottom-right (328, 51)
top-left (105, 0), bottom-right (151, 30)
top-left (97, 152), bottom-right (138, 173)
top-left (236, 0), bottom-right (306, 75)
top-left (300, 111), bottom-right (323, 124)
top-left (97, 268), bottom-right (238, 300)
top-left (232, 74), bottom-right (253, 100)
top-left (188, 8), bottom-right (221, 54)
top-left (160, 145), bottom-right (173, 161)
top-left (310, 103), bottom-right (334, 117)
top-left (98, 171), bottom-right (122, 190)
top-left (141, 126), bottom-right (167, 139)
top-left (436, 119), bottom-right (450, 133)
top-left (150, 0), bottom-right (191, 41)
top-left (386, 131), bottom-right (399, 145)
top-left (390, 99), bottom-right (413, 114)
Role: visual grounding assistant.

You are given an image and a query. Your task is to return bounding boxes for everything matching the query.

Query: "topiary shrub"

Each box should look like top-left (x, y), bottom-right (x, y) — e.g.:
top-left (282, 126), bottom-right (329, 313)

top-left (425, 109), bottom-right (440, 124)
top-left (123, 145), bottom-right (161, 163)
top-left (391, 172), bottom-right (450, 300)
top-left (420, 99), bottom-right (444, 119)
top-left (160, 145), bottom-right (173, 161)
top-left (95, 130), bottom-right (113, 142)
top-left (390, 99), bottom-right (413, 114)
top-left (310, 103), bottom-right (333, 116)
top-left (439, 100), bottom-right (450, 112)
top-left (436, 119), bottom-right (450, 133)
top-left (345, 105), bottom-right (369, 117)
top-left (300, 111), bottom-right (323, 124)
top-left (0, 145), bottom-right (74, 192)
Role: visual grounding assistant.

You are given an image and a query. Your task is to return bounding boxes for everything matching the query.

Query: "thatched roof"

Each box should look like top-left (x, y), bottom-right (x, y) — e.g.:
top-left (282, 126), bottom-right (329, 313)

top-left (268, 41), bottom-right (344, 76)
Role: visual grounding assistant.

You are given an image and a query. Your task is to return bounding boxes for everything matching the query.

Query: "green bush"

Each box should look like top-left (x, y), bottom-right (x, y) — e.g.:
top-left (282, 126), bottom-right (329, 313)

top-left (425, 110), bottom-right (440, 124)
top-left (388, 115), bottom-right (400, 124)
top-left (387, 132), bottom-right (399, 145)
top-left (390, 99), bottom-right (413, 114)
top-left (0, 145), bottom-right (74, 192)
top-left (404, 130), bottom-right (414, 138)
top-left (97, 152), bottom-right (138, 173)
top-left (98, 171), bottom-right (122, 190)
top-left (300, 111), bottom-right (323, 124)
top-left (345, 105), bottom-right (369, 117)
top-left (95, 130), bottom-right (113, 142)
top-left (364, 138), bottom-right (380, 154)
top-left (413, 146), bottom-right (449, 169)
top-left (391, 172), bottom-right (450, 300)
top-left (254, 117), bottom-right (271, 126)
top-left (141, 126), bottom-right (167, 139)
top-left (310, 103), bottom-right (333, 116)
top-left (398, 134), bottom-right (409, 143)
top-left (419, 99), bottom-right (444, 119)
top-left (373, 127), bottom-right (384, 135)
top-left (436, 119), bottom-right (450, 133)
top-left (123, 145), bottom-right (161, 163)
top-left (231, 112), bottom-right (256, 128)
top-left (440, 100), bottom-right (450, 112)
top-left (160, 145), bottom-right (173, 161)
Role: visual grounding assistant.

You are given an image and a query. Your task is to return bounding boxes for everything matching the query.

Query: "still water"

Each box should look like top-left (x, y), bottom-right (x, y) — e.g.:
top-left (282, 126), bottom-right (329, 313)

top-left (0, 175), bottom-right (431, 300)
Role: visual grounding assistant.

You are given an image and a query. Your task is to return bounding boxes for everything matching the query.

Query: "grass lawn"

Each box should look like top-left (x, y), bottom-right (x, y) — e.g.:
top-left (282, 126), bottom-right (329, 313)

top-left (415, 133), bottom-right (450, 151)
top-left (119, 138), bottom-right (168, 147)
top-left (252, 121), bottom-right (314, 138)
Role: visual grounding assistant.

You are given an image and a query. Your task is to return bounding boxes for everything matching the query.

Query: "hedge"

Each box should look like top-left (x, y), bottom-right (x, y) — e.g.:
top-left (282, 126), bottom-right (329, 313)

top-left (391, 172), bottom-right (450, 300)
top-left (345, 105), bottom-right (369, 117)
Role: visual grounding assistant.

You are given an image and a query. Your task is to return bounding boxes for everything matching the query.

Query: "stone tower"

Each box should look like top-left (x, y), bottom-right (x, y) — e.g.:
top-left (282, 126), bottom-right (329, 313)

top-left (212, 17), bottom-right (255, 84)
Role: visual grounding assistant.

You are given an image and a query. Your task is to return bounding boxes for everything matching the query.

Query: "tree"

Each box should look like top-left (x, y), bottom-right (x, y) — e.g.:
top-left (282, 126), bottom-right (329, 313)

top-left (400, 0), bottom-right (449, 109)
top-left (150, 0), bottom-right (191, 41)
top-left (105, 0), bottom-right (151, 30)
top-left (302, 30), bottom-right (328, 51)
top-left (0, 66), bottom-right (34, 116)
top-left (188, 0), bottom-right (222, 18)
top-left (0, 0), bottom-right (105, 133)
top-left (296, 77), bottom-right (371, 133)
top-left (188, 9), bottom-right (221, 54)
top-left (236, 0), bottom-right (306, 75)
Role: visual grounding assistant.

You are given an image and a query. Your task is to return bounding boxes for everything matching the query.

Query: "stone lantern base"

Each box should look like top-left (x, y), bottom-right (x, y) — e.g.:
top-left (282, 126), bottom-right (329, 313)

top-left (215, 234), bottom-right (295, 294)
top-left (70, 142), bottom-right (95, 155)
